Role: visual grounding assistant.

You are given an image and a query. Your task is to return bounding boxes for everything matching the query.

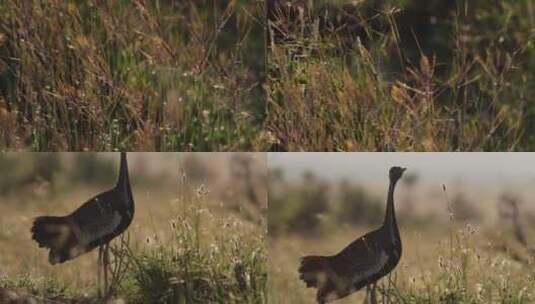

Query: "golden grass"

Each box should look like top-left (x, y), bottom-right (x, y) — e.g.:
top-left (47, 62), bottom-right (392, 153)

top-left (0, 153), bottom-right (268, 302)
top-left (269, 218), bottom-right (535, 303)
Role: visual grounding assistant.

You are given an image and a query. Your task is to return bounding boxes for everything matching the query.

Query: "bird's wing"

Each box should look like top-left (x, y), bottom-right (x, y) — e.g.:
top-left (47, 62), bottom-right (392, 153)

top-left (78, 210), bottom-right (121, 244)
top-left (331, 230), bottom-right (390, 282)
top-left (70, 191), bottom-right (122, 244)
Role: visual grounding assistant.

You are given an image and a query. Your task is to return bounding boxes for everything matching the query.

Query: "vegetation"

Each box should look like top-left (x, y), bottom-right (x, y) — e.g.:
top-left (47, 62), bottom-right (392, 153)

top-left (266, 0), bottom-right (535, 151)
top-left (269, 170), bottom-right (388, 235)
top-left (268, 170), bottom-right (331, 235)
top-left (1, 1), bottom-right (534, 151)
top-left (270, 224), bottom-right (535, 303)
top-left (0, 154), bottom-right (267, 303)
top-left (0, 0), bottom-right (265, 151)
top-left (268, 168), bottom-right (535, 303)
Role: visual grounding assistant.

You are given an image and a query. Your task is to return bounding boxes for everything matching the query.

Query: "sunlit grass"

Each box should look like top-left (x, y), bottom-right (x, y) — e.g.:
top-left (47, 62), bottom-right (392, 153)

top-left (268, 167), bottom-right (535, 303)
top-left (269, 212), bottom-right (535, 303)
top-left (0, 154), bottom-right (267, 303)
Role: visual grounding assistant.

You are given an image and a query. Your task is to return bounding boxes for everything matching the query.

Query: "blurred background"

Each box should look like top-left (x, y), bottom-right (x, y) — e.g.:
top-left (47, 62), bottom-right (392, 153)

top-left (268, 153), bottom-right (535, 303)
top-left (0, 153), bottom-right (267, 301)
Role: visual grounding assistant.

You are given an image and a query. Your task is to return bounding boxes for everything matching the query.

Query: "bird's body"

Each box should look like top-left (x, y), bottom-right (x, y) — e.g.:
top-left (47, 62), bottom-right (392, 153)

top-left (299, 167), bottom-right (405, 303)
top-left (31, 152), bottom-right (134, 265)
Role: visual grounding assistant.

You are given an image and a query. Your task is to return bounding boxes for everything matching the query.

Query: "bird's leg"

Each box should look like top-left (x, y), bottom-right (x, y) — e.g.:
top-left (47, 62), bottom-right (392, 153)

top-left (362, 284), bottom-right (373, 304)
top-left (98, 245), bottom-right (103, 298)
top-left (104, 242), bottom-right (110, 298)
top-left (363, 285), bottom-right (370, 304)
top-left (370, 282), bottom-right (377, 304)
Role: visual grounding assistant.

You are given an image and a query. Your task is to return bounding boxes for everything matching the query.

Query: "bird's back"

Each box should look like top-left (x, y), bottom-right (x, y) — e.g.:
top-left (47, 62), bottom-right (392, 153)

top-left (299, 227), bottom-right (401, 303)
top-left (31, 186), bottom-right (134, 264)
top-left (31, 152), bottom-right (135, 264)
top-left (69, 188), bottom-right (131, 250)
top-left (332, 227), bottom-right (401, 285)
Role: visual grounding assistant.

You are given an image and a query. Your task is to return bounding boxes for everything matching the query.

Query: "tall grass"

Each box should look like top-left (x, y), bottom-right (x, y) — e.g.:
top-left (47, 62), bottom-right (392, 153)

top-left (1, 198), bottom-right (267, 303)
top-left (268, 182), bottom-right (535, 303)
top-left (0, 154), bottom-right (267, 303)
top-left (266, 0), bottom-right (535, 151)
top-left (0, 0), bottom-right (266, 151)
top-left (120, 185), bottom-right (267, 303)
top-left (2, 1), bottom-right (534, 151)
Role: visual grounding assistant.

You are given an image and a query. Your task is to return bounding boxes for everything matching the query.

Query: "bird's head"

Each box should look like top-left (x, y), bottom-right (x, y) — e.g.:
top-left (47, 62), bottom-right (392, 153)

top-left (389, 166), bottom-right (406, 183)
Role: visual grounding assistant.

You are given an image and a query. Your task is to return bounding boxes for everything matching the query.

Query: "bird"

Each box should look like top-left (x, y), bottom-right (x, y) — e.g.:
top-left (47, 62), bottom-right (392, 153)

top-left (31, 152), bottom-right (135, 298)
top-left (298, 166), bottom-right (406, 304)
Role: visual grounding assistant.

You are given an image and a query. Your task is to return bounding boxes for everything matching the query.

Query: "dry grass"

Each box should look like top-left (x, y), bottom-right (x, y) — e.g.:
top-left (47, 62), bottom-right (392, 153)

top-left (266, 0), bottom-right (535, 151)
top-left (2, 1), bottom-right (534, 151)
top-left (269, 217), bottom-right (535, 303)
top-left (0, 187), bottom-right (176, 288)
top-left (0, 153), bottom-right (267, 303)
top-left (269, 227), bottom-right (534, 303)
top-left (0, 0), bottom-right (266, 151)
top-left (268, 166), bottom-right (535, 303)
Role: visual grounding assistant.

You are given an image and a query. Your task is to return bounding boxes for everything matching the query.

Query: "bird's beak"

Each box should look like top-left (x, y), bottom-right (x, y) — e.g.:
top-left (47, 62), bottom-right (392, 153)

top-left (401, 167), bottom-right (407, 172)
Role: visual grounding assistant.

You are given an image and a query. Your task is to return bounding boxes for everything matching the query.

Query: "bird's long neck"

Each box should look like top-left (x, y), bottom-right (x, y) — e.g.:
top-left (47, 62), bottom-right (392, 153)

top-left (117, 152), bottom-right (133, 206)
top-left (383, 178), bottom-right (399, 240)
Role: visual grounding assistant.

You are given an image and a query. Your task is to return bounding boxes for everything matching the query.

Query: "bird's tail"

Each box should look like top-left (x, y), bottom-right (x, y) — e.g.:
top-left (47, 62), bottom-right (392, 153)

top-left (31, 216), bottom-right (71, 251)
top-left (299, 255), bottom-right (329, 288)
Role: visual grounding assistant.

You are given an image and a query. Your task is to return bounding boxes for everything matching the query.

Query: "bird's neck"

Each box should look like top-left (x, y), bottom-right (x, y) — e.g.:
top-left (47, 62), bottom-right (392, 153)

top-left (117, 152), bottom-right (133, 206)
top-left (383, 178), bottom-right (399, 240)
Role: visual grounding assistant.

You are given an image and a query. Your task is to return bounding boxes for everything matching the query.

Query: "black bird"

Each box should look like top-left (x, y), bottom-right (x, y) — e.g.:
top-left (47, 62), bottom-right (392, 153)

top-left (299, 166), bottom-right (406, 303)
top-left (31, 152), bottom-right (135, 296)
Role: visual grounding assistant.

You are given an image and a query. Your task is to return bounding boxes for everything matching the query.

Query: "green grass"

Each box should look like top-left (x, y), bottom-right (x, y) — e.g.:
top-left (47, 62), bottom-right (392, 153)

top-left (121, 207), bottom-right (267, 303)
top-left (266, 0), bottom-right (535, 151)
top-left (1, 1), bottom-right (535, 151)
top-left (0, 0), bottom-right (266, 151)
top-left (0, 275), bottom-right (75, 302)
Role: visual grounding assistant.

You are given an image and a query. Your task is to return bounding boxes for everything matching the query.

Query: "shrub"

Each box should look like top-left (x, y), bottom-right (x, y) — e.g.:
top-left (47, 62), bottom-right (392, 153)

top-left (335, 180), bottom-right (383, 226)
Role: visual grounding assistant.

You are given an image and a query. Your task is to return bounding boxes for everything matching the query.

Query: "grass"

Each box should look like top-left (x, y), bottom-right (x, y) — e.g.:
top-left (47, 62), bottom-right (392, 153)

top-left (2, 1), bottom-right (535, 151)
top-left (268, 169), bottom-right (535, 303)
top-left (0, 0), bottom-right (266, 151)
top-left (266, 0), bottom-right (535, 151)
top-left (269, 227), bottom-right (535, 303)
top-left (121, 201), bottom-right (266, 303)
top-left (0, 153), bottom-right (267, 303)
